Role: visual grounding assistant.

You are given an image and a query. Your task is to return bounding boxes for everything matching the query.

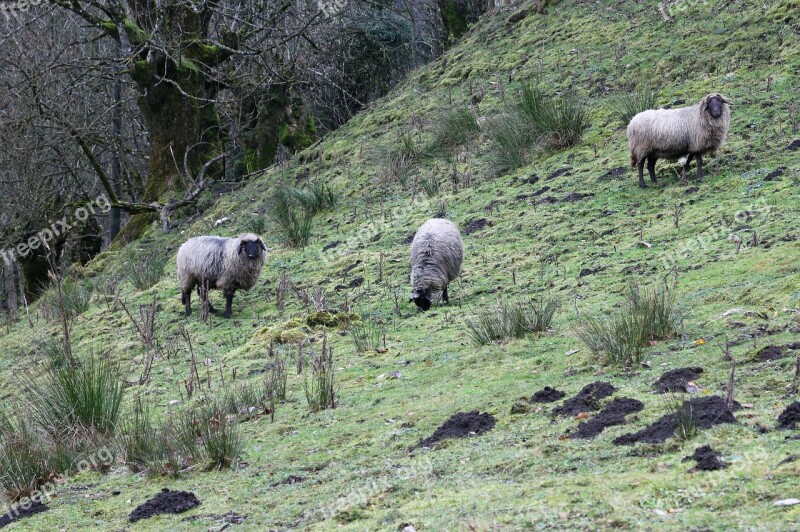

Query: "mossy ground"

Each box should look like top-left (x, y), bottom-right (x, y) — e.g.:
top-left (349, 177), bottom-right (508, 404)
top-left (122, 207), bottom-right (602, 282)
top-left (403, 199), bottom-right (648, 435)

top-left (2, 0), bottom-right (800, 529)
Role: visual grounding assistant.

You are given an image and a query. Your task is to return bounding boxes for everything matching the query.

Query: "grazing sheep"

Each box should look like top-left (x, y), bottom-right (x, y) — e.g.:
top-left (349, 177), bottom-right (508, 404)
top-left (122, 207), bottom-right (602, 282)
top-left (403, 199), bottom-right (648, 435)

top-left (177, 233), bottom-right (267, 318)
top-left (627, 93), bottom-right (731, 188)
top-left (410, 218), bottom-right (463, 311)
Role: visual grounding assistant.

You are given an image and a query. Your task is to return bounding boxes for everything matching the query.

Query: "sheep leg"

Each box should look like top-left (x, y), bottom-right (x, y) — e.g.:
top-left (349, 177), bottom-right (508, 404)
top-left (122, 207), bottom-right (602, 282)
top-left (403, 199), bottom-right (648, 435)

top-left (442, 285), bottom-right (450, 304)
top-left (637, 159), bottom-right (646, 188)
top-left (647, 157), bottom-right (658, 184)
top-left (222, 291), bottom-right (234, 318)
top-left (680, 154), bottom-right (693, 183)
top-left (695, 153), bottom-right (703, 180)
top-left (182, 290), bottom-right (192, 317)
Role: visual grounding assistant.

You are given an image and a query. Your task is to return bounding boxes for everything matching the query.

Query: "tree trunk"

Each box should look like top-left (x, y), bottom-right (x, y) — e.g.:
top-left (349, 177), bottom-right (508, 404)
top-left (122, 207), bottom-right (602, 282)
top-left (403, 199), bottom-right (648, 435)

top-left (2, 252), bottom-right (20, 313)
top-left (115, 59), bottom-right (221, 243)
top-left (109, 74), bottom-right (122, 243)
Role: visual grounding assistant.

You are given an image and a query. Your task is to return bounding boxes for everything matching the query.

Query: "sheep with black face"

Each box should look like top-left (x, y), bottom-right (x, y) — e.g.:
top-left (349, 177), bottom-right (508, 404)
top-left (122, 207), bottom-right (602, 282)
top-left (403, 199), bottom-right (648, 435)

top-left (409, 219), bottom-right (463, 311)
top-left (177, 233), bottom-right (267, 318)
top-left (627, 93), bottom-right (731, 188)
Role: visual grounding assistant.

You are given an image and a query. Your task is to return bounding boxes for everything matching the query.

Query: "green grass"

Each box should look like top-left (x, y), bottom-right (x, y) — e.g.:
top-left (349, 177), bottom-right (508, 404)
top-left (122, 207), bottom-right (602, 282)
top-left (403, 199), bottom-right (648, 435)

top-left (126, 248), bottom-right (167, 291)
top-left (0, 0), bottom-right (799, 528)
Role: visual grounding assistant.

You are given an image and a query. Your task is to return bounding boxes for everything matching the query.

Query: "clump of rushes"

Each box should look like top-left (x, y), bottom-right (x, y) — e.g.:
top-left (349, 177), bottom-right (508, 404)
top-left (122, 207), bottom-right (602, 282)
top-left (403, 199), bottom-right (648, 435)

top-left (465, 297), bottom-right (560, 346)
top-left (577, 282), bottom-right (680, 366)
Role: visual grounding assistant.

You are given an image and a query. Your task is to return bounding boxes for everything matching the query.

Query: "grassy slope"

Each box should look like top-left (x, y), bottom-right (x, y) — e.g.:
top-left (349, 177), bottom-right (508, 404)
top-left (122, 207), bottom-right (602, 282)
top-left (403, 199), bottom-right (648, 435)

top-left (2, 0), bottom-right (800, 529)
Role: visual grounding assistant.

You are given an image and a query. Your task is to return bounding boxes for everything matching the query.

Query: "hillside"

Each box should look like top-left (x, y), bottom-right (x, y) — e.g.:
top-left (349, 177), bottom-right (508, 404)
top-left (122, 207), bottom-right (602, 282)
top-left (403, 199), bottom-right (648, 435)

top-left (2, 0), bottom-right (800, 529)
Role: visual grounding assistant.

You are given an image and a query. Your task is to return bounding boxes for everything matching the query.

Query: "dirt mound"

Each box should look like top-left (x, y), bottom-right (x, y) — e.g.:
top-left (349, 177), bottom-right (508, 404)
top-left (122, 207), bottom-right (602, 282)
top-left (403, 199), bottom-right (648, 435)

top-left (0, 501), bottom-right (48, 529)
top-left (272, 475), bottom-right (305, 487)
top-left (683, 445), bottom-right (727, 471)
top-left (757, 345), bottom-right (785, 361)
top-left (614, 396), bottom-right (738, 446)
top-left (654, 367), bottom-right (704, 393)
top-left (553, 382), bottom-right (616, 417)
top-left (598, 167), bottom-right (626, 181)
top-left (569, 398), bottom-right (644, 439)
top-left (777, 402), bottom-right (800, 429)
top-left (129, 488), bottom-right (201, 522)
top-left (463, 218), bottom-right (488, 235)
top-left (530, 386), bottom-right (566, 403)
top-left (415, 411), bottom-right (496, 448)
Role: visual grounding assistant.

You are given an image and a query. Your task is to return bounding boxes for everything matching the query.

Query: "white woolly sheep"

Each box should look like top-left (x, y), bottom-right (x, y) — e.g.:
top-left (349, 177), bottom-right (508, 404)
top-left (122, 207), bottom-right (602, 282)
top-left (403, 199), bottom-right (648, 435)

top-left (177, 233), bottom-right (267, 318)
top-left (410, 218), bottom-right (463, 311)
top-left (627, 93), bottom-right (731, 188)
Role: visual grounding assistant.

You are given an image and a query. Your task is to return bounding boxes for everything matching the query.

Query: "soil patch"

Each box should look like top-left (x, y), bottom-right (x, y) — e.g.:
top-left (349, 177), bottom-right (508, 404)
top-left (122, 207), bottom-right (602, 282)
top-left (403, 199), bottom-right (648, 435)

top-left (272, 475), bottom-right (305, 487)
top-left (415, 411), bottom-right (495, 448)
top-left (463, 218), bottom-right (489, 235)
top-left (0, 501), bottom-right (48, 529)
top-left (129, 488), bottom-right (201, 523)
top-left (553, 382), bottom-right (616, 417)
top-left (563, 191), bottom-right (594, 202)
top-left (530, 386), bottom-right (566, 403)
top-left (569, 398), bottom-right (644, 439)
top-left (654, 367), bottom-right (704, 393)
top-left (614, 396), bottom-right (739, 446)
top-left (757, 345), bottom-right (785, 361)
top-left (598, 167), bottom-right (626, 181)
top-left (548, 167), bottom-right (572, 180)
top-left (579, 266), bottom-right (604, 278)
top-left (683, 445), bottom-right (727, 471)
top-left (777, 402), bottom-right (800, 430)
top-left (321, 240), bottom-right (341, 252)
top-left (765, 167), bottom-right (786, 181)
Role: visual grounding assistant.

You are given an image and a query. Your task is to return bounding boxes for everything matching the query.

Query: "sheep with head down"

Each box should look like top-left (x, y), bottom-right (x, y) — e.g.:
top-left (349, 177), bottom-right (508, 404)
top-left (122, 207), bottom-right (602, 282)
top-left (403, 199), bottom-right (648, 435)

top-left (177, 233), bottom-right (267, 318)
top-left (627, 93), bottom-right (731, 188)
top-left (409, 218), bottom-right (463, 311)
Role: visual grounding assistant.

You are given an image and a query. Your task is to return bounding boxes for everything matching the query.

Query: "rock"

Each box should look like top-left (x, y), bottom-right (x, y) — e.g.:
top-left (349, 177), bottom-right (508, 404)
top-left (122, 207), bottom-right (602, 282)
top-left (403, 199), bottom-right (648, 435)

top-left (774, 499), bottom-right (800, 507)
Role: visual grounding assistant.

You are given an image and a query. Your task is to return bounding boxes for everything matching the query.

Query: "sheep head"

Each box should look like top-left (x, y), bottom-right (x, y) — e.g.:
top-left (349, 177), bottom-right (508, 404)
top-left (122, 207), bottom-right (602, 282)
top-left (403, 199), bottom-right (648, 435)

top-left (410, 287), bottom-right (433, 311)
top-left (238, 233), bottom-right (267, 259)
top-left (701, 93), bottom-right (731, 119)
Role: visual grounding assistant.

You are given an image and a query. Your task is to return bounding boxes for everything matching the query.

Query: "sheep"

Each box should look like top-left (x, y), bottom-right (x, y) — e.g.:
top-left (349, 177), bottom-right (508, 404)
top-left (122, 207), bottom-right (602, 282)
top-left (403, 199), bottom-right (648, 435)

top-left (409, 218), bottom-right (463, 311)
top-left (627, 93), bottom-right (731, 188)
top-left (177, 233), bottom-right (267, 318)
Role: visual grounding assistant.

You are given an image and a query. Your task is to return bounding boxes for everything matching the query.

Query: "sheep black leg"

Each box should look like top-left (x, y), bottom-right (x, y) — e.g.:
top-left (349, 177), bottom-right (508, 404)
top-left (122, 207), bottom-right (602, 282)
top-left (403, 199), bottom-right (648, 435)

top-left (182, 290), bottom-right (192, 317)
top-left (442, 285), bottom-right (449, 304)
top-left (695, 154), bottom-right (703, 180)
top-left (222, 291), bottom-right (234, 318)
top-left (637, 160), bottom-right (646, 188)
top-left (647, 157), bottom-right (658, 184)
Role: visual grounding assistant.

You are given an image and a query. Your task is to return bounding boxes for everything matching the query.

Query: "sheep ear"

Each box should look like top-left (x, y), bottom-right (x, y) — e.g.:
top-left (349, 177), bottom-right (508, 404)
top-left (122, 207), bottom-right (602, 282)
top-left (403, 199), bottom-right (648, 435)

top-left (700, 96), bottom-right (708, 112)
top-left (238, 241), bottom-right (245, 255)
top-left (258, 240), bottom-right (266, 251)
top-left (424, 288), bottom-right (433, 302)
top-left (721, 96), bottom-right (732, 105)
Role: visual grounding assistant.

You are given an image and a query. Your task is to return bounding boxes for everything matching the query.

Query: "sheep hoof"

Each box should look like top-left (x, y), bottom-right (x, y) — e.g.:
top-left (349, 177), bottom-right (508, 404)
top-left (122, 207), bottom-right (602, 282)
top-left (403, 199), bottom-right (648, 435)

top-left (222, 310), bottom-right (232, 318)
top-left (184, 309), bottom-right (192, 317)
